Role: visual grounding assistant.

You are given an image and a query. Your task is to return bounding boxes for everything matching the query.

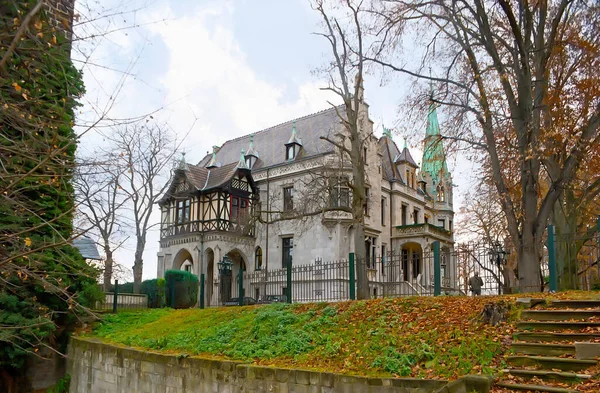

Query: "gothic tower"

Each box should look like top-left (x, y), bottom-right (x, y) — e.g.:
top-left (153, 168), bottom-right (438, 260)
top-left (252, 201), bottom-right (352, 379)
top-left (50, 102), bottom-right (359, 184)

top-left (420, 101), bottom-right (454, 231)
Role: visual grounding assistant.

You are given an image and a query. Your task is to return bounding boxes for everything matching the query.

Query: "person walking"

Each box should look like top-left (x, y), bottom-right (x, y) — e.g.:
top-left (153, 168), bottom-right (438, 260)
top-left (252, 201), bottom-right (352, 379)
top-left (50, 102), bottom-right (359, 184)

top-left (469, 272), bottom-right (484, 296)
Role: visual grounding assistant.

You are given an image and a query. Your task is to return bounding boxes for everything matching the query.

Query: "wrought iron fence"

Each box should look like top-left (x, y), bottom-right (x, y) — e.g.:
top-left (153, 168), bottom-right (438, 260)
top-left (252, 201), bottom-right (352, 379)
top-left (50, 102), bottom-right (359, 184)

top-left (228, 259), bottom-right (352, 303)
top-left (201, 221), bottom-right (600, 307)
top-left (553, 231), bottom-right (600, 291)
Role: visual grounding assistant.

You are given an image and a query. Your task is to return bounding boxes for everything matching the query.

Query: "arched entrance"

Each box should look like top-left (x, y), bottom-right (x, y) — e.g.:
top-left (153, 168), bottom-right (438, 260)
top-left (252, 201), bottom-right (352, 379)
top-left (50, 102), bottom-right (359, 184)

top-left (173, 248), bottom-right (194, 273)
top-left (400, 242), bottom-right (423, 284)
top-left (217, 248), bottom-right (248, 304)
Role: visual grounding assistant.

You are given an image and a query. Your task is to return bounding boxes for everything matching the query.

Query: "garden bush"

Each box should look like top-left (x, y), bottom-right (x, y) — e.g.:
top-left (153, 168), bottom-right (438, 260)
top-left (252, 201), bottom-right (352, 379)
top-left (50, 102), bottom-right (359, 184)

top-left (164, 270), bottom-right (198, 309)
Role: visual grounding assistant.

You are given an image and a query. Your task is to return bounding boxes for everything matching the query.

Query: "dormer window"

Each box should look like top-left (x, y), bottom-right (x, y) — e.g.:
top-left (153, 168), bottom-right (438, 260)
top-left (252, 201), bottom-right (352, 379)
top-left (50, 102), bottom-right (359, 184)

top-left (286, 145), bottom-right (297, 160)
top-left (285, 121), bottom-right (302, 161)
top-left (245, 134), bottom-right (259, 168)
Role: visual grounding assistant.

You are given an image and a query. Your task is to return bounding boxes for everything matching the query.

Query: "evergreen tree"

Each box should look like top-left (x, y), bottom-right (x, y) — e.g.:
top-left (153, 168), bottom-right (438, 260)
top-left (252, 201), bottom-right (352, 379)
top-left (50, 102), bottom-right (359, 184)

top-left (0, 1), bottom-right (101, 390)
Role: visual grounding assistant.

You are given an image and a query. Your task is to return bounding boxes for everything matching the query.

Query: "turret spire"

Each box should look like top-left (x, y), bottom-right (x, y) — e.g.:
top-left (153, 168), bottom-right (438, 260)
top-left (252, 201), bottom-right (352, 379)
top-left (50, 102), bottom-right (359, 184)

top-left (207, 145), bottom-right (220, 169)
top-left (177, 151), bottom-right (188, 171)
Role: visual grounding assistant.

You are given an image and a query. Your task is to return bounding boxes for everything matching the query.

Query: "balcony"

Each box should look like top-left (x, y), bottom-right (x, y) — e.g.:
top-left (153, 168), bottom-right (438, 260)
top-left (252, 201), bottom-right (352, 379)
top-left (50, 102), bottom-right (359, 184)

top-left (394, 223), bottom-right (452, 241)
top-left (160, 219), bottom-right (255, 239)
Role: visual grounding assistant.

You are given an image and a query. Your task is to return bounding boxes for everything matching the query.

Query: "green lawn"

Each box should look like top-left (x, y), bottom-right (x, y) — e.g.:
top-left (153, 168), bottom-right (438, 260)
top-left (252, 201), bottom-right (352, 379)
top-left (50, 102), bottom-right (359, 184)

top-left (86, 295), bottom-right (528, 379)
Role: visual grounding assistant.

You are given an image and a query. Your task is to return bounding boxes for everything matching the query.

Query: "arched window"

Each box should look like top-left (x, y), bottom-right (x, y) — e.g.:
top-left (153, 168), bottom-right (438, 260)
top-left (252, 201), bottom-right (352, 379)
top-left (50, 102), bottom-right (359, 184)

top-left (255, 247), bottom-right (263, 270)
top-left (436, 185), bottom-right (445, 202)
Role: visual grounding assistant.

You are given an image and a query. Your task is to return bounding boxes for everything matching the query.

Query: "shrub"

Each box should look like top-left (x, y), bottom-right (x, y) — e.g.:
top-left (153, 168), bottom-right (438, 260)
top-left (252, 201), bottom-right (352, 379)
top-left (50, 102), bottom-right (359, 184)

top-left (164, 270), bottom-right (199, 309)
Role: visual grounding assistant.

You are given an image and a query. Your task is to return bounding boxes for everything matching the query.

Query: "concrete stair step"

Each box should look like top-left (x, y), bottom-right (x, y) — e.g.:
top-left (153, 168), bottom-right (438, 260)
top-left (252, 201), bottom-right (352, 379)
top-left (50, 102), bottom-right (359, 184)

top-left (521, 310), bottom-right (600, 322)
top-left (546, 300), bottom-right (600, 310)
top-left (496, 381), bottom-right (580, 393)
top-left (502, 368), bottom-right (592, 383)
top-left (515, 332), bottom-right (600, 342)
top-left (506, 355), bottom-right (596, 371)
top-left (517, 321), bottom-right (600, 332)
top-left (511, 342), bottom-right (576, 357)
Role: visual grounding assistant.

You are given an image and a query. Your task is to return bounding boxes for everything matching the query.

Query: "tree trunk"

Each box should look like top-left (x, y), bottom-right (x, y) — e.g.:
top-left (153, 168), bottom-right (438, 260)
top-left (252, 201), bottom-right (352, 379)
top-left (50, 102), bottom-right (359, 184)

top-left (103, 246), bottom-right (113, 292)
top-left (133, 242), bottom-right (144, 293)
top-left (353, 222), bottom-right (368, 299)
top-left (517, 230), bottom-right (543, 293)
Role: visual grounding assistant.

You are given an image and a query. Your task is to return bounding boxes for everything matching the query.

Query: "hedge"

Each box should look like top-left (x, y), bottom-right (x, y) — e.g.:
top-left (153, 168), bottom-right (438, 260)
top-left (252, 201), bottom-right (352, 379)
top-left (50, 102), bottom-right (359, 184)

top-left (164, 270), bottom-right (199, 309)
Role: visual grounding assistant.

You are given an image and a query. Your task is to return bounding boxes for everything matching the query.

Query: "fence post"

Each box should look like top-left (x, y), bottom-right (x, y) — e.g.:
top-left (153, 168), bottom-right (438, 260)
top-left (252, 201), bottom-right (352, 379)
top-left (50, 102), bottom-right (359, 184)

top-left (200, 273), bottom-right (205, 309)
top-left (433, 242), bottom-right (441, 296)
top-left (113, 280), bottom-right (118, 313)
top-left (286, 260), bottom-right (292, 303)
top-left (238, 268), bottom-right (244, 306)
top-left (548, 224), bottom-right (557, 292)
top-left (349, 253), bottom-right (356, 300)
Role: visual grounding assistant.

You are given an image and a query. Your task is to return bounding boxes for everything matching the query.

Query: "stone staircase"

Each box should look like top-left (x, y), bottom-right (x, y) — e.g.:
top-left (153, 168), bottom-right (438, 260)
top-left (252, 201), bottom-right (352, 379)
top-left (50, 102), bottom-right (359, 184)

top-left (496, 300), bottom-right (600, 392)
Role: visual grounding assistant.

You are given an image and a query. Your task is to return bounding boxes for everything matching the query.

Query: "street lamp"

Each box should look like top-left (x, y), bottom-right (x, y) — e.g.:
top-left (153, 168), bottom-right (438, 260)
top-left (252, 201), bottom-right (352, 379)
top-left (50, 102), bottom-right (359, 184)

top-left (489, 243), bottom-right (508, 267)
top-left (218, 256), bottom-right (233, 304)
top-left (218, 256), bottom-right (233, 275)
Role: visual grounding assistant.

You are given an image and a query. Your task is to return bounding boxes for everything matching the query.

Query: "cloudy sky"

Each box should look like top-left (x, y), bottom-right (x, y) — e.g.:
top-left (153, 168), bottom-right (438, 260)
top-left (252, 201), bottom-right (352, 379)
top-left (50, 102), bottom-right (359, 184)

top-left (73, 0), bottom-right (477, 281)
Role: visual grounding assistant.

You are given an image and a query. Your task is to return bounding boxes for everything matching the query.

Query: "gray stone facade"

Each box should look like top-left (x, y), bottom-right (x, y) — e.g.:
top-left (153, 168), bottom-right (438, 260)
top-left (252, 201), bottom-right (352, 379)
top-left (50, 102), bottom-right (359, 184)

top-left (157, 93), bottom-right (456, 305)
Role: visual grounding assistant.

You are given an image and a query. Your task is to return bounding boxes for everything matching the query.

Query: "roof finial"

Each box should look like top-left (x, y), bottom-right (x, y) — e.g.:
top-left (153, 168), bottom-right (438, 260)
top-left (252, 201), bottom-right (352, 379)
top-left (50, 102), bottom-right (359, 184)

top-left (287, 120), bottom-right (303, 146)
top-left (177, 151), bottom-right (188, 171)
top-left (207, 145), bottom-right (220, 168)
top-left (246, 134), bottom-right (259, 158)
top-left (404, 137), bottom-right (408, 150)
top-left (237, 148), bottom-right (248, 169)
top-left (383, 125), bottom-right (392, 138)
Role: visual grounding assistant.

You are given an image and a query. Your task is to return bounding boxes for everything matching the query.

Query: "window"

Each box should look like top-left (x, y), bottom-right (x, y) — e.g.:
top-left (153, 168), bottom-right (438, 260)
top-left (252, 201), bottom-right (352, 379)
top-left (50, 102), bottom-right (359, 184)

top-left (255, 247), bottom-right (263, 270)
top-left (184, 264), bottom-right (192, 273)
top-left (286, 145), bottom-right (296, 160)
top-left (413, 208), bottom-right (419, 224)
top-left (176, 199), bottom-right (191, 224)
top-left (381, 198), bottom-right (386, 226)
top-left (425, 215), bottom-right (429, 224)
top-left (406, 170), bottom-right (410, 187)
top-left (283, 186), bottom-right (294, 211)
top-left (363, 147), bottom-right (367, 164)
top-left (282, 237), bottom-right (293, 268)
top-left (381, 244), bottom-right (386, 272)
top-left (330, 183), bottom-right (350, 208)
top-left (364, 188), bottom-right (370, 216)
top-left (449, 220), bottom-right (453, 232)
top-left (231, 197), bottom-right (239, 220)
top-left (438, 218), bottom-right (446, 230)
top-left (436, 185), bottom-right (446, 202)
top-left (401, 204), bottom-right (408, 226)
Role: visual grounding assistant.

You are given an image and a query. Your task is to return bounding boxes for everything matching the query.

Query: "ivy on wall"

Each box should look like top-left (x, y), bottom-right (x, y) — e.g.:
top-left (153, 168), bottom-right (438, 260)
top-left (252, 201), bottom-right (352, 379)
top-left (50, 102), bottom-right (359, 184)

top-left (0, 1), bottom-right (102, 389)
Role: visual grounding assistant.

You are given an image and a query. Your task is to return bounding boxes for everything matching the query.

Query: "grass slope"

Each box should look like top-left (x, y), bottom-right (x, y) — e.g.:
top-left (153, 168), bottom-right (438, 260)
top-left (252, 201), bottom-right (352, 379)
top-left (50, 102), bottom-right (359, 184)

top-left (88, 296), bottom-right (519, 379)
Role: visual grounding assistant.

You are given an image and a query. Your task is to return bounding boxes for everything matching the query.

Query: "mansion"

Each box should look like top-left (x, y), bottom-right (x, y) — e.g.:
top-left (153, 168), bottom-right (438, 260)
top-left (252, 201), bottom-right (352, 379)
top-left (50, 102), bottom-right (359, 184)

top-left (156, 89), bottom-right (455, 305)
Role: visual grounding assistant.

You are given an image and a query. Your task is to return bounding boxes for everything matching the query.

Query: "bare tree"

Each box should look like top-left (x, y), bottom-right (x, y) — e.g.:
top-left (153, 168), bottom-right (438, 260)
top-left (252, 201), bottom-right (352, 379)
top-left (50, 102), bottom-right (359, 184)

top-left (75, 159), bottom-right (129, 291)
top-left (369, 0), bottom-right (600, 292)
top-left (311, 0), bottom-right (373, 299)
top-left (108, 121), bottom-right (178, 293)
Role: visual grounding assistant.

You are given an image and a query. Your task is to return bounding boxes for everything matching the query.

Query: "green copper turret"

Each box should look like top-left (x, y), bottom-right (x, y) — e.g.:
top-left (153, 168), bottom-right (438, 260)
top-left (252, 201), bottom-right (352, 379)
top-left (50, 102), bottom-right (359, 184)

top-left (421, 102), bottom-right (450, 183)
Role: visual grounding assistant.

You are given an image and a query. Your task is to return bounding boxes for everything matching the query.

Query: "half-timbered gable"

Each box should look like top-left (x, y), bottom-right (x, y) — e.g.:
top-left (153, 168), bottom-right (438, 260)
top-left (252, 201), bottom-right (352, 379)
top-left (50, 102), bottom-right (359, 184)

top-left (158, 162), bottom-right (257, 239)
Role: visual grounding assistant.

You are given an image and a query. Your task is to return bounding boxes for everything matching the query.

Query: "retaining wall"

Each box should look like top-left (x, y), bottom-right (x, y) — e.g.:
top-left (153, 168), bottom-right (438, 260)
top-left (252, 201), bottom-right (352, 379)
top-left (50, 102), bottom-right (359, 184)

top-left (68, 337), bottom-right (450, 393)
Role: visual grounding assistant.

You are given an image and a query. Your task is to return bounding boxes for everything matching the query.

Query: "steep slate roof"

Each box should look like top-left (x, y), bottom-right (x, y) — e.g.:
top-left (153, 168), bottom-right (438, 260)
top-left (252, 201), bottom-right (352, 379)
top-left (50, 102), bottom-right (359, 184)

top-left (198, 107), bottom-right (342, 170)
top-left (72, 236), bottom-right (102, 260)
top-left (395, 144), bottom-right (418, 167)
top-left (378, 135), bottom-right (403, 183)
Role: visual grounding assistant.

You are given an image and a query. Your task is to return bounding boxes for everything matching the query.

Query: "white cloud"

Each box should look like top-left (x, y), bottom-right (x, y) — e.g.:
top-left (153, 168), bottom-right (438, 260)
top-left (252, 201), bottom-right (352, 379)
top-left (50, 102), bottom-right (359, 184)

top-left (76, 1), bottom-right (340, 281)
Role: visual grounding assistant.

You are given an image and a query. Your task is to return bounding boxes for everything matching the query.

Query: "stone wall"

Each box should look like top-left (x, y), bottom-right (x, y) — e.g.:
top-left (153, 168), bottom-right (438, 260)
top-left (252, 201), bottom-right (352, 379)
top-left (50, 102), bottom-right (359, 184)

top-left (68, 337), bottom-right (449, 393)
